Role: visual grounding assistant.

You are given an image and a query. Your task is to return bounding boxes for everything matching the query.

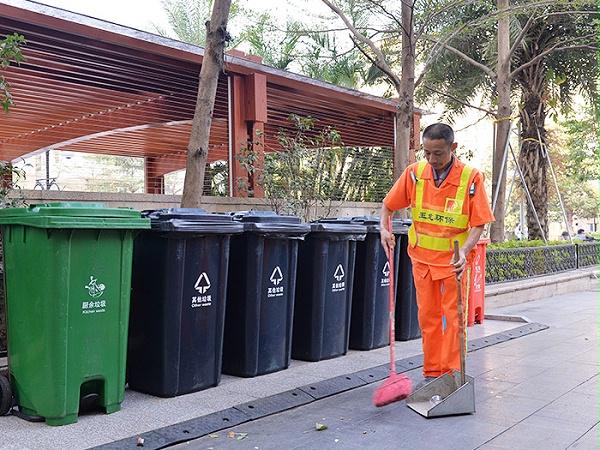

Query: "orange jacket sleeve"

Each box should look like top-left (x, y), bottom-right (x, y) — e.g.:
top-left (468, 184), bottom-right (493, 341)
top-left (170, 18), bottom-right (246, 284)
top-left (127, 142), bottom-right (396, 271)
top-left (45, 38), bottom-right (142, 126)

top-left (467, 170), bottom-right (495, 227)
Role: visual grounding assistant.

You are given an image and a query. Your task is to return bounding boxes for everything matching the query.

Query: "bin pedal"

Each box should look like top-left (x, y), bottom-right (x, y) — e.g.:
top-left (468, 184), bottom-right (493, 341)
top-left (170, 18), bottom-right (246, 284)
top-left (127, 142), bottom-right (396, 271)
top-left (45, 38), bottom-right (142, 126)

top-left (79, 393), bottom-right (100, 413)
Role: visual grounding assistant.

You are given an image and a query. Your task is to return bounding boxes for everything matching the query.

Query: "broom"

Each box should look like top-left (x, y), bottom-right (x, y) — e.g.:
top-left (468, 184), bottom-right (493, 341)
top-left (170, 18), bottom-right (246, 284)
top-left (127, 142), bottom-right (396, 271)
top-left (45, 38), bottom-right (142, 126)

top-left (373, 217), bottom-right (412, 407)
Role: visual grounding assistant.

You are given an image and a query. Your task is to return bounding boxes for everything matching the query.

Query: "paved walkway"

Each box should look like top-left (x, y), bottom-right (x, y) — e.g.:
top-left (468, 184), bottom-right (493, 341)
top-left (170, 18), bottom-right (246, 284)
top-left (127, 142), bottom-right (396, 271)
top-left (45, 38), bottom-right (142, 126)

top-left (0, 280), bottom-right (598, 450)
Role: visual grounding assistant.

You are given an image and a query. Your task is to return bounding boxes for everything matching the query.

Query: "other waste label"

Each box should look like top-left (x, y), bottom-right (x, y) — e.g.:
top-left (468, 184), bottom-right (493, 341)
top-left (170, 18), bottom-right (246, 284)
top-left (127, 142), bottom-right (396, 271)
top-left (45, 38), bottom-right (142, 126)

top-left (192, 272), bottom-right (212, 307)
top-left (331, 264), bottom-right (346, 292)
top-left (267, 266), bottom-right (285, 298)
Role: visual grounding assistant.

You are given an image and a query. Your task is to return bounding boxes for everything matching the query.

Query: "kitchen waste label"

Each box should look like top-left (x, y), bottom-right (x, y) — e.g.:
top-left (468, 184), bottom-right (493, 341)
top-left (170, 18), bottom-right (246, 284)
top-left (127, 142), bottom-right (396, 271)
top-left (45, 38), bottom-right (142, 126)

top-left (82, 275), bottom-right (107, 314)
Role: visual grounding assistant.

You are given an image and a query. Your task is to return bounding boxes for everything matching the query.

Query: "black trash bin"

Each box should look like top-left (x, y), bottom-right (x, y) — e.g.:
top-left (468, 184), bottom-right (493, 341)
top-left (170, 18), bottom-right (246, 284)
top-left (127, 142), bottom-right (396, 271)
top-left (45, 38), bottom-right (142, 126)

top-left (222, 211), bottom-right (310, 377)
top-left (127, 209), bottom-right (243, 397)
top-left (348, 217), bottom-right (411, 350)
top-left (393, 218), bottom-right (421, 341)
top-left (292, 219), bottom-right (366, 362)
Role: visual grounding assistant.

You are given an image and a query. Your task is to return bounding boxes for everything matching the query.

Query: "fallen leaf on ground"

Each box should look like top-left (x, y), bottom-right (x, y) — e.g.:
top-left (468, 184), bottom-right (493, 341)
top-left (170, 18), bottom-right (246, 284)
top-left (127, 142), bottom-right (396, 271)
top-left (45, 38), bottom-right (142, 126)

top-left (226, 432), bottom-right (248, 440)
top-left (315, 423), bottom-right (328, 431)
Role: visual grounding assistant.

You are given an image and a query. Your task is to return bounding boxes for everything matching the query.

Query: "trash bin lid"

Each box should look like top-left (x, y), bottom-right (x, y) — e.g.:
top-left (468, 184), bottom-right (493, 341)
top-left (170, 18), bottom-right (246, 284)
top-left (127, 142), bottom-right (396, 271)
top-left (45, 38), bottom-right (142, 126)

top-left (320, 216), bottom-right (411, 236)
top-left (392, 218), bottom-right (412, 234)
top-left (0, 202), bottom-right (150, 229)
top-left (350, 215), bottom-right (380, 233)
top-left (231, 210), bottom-right (310, 237)
top-left (143, 208), bottom-right (217, 220)
top-left (316, 217), bottom-right (355, 224)
top-left (309, 220), bottom-right (367, 241)
top-left (231, 210), bottom-right (300, 224)
top-left (340, 216), bottom-right (412, 235)
top-left (143, 208), bottom-right (244, 234)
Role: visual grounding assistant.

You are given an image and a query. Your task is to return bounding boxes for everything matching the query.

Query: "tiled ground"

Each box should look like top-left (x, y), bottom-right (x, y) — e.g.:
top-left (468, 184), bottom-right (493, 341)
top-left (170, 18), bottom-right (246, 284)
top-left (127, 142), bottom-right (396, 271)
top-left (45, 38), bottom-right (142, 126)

top-left (0, 282), bottom-right (597, 450)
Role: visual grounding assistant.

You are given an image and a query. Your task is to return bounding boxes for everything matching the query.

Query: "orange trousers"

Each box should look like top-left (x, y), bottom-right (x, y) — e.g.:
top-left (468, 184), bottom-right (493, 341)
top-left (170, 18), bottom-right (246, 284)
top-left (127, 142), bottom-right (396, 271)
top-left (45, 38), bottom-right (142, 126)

top-left (412, 261), bottom-right (468, 378)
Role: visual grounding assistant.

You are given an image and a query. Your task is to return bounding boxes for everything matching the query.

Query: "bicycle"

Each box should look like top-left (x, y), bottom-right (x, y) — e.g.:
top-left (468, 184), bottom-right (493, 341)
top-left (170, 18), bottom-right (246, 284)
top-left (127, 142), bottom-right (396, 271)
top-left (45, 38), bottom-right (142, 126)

top-left (33, 178), bottom-right (60, 190)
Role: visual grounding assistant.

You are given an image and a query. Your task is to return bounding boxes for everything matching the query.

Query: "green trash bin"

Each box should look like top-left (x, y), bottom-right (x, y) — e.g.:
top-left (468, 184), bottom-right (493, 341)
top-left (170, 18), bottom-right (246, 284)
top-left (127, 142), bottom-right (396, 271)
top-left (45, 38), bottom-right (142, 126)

top-left (0, 202), bottom-right (149, 426)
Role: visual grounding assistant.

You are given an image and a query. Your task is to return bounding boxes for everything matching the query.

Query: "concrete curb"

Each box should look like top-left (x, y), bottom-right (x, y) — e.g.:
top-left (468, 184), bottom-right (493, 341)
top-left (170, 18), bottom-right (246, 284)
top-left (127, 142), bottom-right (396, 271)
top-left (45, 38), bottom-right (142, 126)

top-left (485, 266), bottom-right (599, 309)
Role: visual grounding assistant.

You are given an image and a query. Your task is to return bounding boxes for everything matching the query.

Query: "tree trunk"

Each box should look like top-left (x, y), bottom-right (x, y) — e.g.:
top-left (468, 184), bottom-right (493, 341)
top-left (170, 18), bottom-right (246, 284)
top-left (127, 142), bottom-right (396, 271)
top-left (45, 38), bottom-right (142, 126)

top-left (490, 0), bottom-right (511, 243)
top-left (180, 0), bottom-right (232, 208)
top-left (390, 0), bottom-right (415, 220)
top-left (519, 88), bottom-right (548, 241)
top-left (395, 0), bottom-right (414, 183)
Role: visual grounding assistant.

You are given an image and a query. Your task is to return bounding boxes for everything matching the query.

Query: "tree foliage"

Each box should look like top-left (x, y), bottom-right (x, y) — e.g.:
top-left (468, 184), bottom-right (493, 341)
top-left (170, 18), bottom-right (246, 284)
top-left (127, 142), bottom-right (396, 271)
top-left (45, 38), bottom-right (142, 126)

top-left (409, 0), bottom-right (598, 241)
top-left (1, 32), bottom-right (26, 114)
top-left (85, 155), bottom-right (145, 193)
top-left (236, 114), bottom-right (344, 221)
top-left (238, 13), bottom-right (303, 70)
top-left (237, 113), bottom-right (394, 220)
top-left (559, 114), bottom-right (599, 183)
top-left (153, 0), bottom-right (242, 46)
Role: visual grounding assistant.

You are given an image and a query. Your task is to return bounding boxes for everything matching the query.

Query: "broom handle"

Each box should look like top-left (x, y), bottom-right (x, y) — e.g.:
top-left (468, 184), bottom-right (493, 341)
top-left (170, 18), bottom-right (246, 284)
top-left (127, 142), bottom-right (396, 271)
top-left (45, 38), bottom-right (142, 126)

top-left (454, 240), bottom-right (466, 386)
top-left (388, 217), bottom-right (396, 376)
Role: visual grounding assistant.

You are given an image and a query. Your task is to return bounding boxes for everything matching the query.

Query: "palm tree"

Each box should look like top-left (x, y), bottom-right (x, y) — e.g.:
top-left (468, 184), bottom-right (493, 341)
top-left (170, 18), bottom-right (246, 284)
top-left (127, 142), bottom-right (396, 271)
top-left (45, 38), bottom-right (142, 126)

top-left (513, 3), bottom-right (598, 239)
top-left (153, 0), bottom-right (242, 46)
top-left (417, 0), bottom-right (598, 240)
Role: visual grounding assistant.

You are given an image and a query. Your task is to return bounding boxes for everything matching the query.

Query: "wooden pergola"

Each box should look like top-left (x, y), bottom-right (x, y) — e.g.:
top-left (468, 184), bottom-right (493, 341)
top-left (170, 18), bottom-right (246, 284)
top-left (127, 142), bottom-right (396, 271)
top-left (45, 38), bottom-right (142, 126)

top-left (0, 0), bottom-right (421, 197)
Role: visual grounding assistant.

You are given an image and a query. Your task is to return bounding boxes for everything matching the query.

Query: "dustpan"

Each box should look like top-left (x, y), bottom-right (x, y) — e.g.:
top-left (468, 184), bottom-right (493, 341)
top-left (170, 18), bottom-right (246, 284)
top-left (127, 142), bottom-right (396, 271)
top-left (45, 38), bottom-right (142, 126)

top-left (406, 369), bottom-right (475, 417)
top-left (406, 241), bottom-right (475, 417)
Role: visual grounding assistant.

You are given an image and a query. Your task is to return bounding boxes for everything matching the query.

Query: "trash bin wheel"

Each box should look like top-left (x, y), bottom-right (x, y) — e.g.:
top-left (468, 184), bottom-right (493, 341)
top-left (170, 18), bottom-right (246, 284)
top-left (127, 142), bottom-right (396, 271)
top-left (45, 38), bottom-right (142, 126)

top-left (0, 374), bottom-right (12, 416)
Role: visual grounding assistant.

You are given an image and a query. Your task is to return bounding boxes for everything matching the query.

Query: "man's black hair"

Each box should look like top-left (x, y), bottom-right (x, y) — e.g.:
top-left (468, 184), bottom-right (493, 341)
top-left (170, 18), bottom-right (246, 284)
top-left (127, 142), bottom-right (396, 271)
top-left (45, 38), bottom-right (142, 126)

top-left (422, 123), bottom-right (454, 146)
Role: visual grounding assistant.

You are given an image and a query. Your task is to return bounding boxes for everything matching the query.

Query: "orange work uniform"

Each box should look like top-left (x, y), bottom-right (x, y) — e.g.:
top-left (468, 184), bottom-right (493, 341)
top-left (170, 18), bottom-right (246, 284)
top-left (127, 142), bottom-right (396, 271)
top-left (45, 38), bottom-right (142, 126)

top-left (383, 158), bottom-right (495, 377)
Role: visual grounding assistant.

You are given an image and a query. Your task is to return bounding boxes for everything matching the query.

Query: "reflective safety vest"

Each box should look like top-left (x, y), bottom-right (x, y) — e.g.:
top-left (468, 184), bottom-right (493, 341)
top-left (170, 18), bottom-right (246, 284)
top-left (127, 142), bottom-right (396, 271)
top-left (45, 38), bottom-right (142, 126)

top-left (408, 161), bottom-right (474, 252)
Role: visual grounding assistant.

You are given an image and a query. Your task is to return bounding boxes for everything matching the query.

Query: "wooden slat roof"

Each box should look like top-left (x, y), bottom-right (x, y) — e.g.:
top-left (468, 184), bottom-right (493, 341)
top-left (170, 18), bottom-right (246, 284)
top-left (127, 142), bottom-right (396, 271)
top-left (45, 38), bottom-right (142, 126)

top-left (0, 0), bottom-right (408, 176)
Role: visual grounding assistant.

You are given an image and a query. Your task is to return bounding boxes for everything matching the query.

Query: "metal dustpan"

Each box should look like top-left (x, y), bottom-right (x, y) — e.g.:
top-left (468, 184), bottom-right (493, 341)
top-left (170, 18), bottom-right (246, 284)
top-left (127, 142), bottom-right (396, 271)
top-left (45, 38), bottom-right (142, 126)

top-left (406, 240), bottom-right (476, 417)
top-left (406, 369), bottom-right (475, 417)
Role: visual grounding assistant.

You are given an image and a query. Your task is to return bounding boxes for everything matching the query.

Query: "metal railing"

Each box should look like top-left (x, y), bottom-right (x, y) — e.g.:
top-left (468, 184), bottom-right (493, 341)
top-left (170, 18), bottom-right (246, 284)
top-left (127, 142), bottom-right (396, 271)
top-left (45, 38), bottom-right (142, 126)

top-left (576, 241), bottom-right (600, 267)
top-left (486, 242), bottom-right (599, 284)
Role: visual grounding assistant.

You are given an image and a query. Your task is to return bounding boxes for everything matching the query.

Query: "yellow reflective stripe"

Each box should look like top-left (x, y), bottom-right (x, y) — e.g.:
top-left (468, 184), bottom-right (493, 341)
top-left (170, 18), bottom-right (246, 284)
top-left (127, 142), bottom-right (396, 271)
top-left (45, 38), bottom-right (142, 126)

top-left (415, 161), bottom-right (427, 178)
top-left (455, 165), bottom-right (474, 203)
top-left (411, 207), bottom-right (469, 228)
top-left (408, 223), bottom-right (417, 246)
top-left (409, 161), bottom-right (475, 252)
top-left (409, 228), bottom-right (470, 252)
top-left (414, 161), bottom-right (427, 208)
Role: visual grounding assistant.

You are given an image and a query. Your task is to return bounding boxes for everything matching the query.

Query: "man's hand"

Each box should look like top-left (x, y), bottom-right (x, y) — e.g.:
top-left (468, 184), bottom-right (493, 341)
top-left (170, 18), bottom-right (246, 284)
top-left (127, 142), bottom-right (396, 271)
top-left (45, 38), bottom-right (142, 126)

top-left (379, 206), bottom-right (396, 251)
top-left (451, 248), bottom-right (467, 280)
top-left (380, 227), bottom-right (396, 251)
top-left (451, 225), bottom-right (485, 280)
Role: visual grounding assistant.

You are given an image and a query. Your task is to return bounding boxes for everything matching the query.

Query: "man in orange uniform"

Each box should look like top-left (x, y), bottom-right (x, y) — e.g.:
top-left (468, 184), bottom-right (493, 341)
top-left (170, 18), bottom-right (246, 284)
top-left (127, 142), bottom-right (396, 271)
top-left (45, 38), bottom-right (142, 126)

top-left (380, 123), bottom-right (495, 389)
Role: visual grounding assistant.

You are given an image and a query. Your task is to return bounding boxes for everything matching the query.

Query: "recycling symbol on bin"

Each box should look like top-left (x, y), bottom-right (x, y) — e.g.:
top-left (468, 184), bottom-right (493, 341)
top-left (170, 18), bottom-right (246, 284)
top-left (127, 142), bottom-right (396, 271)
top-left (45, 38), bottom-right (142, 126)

top-left (382, 262), bottom-right (390, 277)
top-left (194, 272), bottom-right (211, 294)
top-left (269, 266), bottom-right (284, 286)
top-left (333, 264), bottom-right (345, 281)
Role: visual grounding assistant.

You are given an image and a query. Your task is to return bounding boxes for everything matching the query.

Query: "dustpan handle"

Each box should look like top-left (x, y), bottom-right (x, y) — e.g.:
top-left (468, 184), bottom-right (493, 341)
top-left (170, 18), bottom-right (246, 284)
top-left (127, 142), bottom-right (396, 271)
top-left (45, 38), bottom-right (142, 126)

top-left (454, 240), bottom-right (466, 386)
top-left (388, 217), bottom-right (396, 376)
